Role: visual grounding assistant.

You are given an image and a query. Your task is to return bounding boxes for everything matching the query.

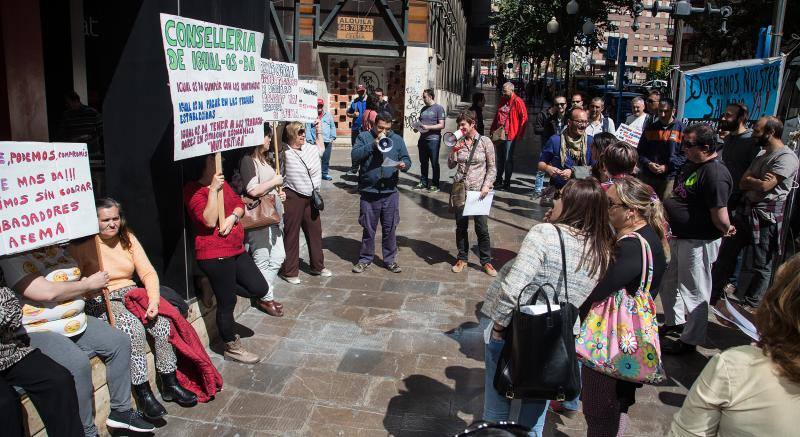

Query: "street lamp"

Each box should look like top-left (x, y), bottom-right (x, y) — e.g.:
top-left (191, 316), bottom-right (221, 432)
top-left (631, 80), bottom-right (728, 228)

top-left (566, 0), bottom-right (579, 16)
top-left (547, 17), bottom-right (559, 34)
top-left (582, 18), bottom-right (595, 35)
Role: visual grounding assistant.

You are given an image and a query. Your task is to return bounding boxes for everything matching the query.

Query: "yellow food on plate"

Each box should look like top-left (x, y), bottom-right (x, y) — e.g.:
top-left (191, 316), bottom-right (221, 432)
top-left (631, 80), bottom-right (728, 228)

top-left (28, 319), bottom-right (49, 327)
top-left (52, 272), bottom-right (69, 282)
top-left (22, 304), bottom-right (44, 317)
top-left (62, 309), bottom-right (79, 319)
top-left (64, 320), bottom-right (82, 334)
top-left (72, 267), bottom-right (82, 277)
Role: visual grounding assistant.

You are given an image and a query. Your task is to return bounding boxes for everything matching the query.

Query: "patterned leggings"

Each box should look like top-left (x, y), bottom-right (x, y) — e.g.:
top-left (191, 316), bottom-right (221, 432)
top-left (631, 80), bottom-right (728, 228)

top-left (87, 297), bottom-right (177, 385)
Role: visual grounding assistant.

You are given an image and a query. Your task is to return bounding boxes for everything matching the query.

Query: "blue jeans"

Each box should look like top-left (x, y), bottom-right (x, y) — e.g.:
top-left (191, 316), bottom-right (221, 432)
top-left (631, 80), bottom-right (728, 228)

top-left (534, 170), bottom-right (544, 194)
top-left (481, 318), bottom-right (549, 436)
top-left (495, 139), bottom-right (515, 185)
top-left (321, 141), bottom-right (332, 176)
top-left (418, 136), bottom-right (441, 187)
top-left (350, 132), bottom-right (360, 170)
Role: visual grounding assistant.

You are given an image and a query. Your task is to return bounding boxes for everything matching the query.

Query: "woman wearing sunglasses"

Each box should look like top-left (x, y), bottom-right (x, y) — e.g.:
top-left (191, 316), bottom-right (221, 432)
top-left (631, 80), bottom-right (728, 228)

top-left (481, 179), bottom-right (614, 436)
top-left (279, 121), bottom-right (330, 284)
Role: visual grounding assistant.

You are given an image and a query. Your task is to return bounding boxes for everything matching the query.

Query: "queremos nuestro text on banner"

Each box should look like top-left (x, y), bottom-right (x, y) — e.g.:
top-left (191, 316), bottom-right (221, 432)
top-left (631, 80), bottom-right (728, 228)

top-left (677, 57), bottom-right (784, 126)
top-left (160, 13), bottom-right (265, 161)
top-left (0, 143), bottom-right (98, 256)
top-left (261, 59), bottom-right (299, 121)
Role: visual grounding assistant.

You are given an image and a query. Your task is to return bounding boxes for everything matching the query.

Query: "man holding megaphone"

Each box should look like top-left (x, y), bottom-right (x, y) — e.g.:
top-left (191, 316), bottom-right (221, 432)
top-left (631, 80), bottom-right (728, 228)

top-left (351, 113), bottom-right (412, 274)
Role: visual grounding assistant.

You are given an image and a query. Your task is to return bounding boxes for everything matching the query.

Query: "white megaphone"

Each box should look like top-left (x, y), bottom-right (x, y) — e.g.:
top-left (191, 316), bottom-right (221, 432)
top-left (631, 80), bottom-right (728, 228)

top-left (377, 134), bottom-right (393, 153)
top-left (442, 129), bottom-right (466, 148)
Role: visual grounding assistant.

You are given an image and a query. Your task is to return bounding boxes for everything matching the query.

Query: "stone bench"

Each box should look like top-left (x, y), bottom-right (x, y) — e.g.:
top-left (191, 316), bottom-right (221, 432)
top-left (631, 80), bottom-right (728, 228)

top-left (20, 295), bottom-right (251, 436)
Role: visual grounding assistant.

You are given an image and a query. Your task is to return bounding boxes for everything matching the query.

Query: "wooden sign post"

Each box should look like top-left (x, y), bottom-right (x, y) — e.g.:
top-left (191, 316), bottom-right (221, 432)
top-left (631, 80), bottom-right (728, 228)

top-left (215, 152), bottom-right (225, 228)
top-left (272, 121), bottom-right (281, 175)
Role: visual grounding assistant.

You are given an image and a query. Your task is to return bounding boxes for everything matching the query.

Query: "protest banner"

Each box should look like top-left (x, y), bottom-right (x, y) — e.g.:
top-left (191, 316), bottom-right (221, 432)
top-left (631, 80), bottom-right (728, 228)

top-left (677, 57), bottom-right (784, 127)
top-left (0, 142), bottom-right (98, 256)
top-left (614, 123), bottom-right (642, 147)
top-left (261, 59), bottom-right (299, 121)
top-left (298, 80), bottom-right (319, 123)
top-left (160, 14), bottom-right (265, 161)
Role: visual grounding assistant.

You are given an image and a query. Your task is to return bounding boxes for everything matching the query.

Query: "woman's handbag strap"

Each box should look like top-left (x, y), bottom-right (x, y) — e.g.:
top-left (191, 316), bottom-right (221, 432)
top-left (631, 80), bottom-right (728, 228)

top-left (553, 224), bottom-right (570, 305)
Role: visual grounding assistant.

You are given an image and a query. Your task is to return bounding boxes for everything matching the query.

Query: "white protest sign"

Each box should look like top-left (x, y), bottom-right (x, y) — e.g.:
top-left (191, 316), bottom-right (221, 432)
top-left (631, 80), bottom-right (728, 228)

top-left (261, 59), bottom-right (299, 121)
top-left (160, 13), bottom-right (265, 161)
top-left (297, 80), bottom-right (319, 123)
top-left (614, 123), bottom-right (642, 147)
top-left (0, 142), bottom-right (98, 256)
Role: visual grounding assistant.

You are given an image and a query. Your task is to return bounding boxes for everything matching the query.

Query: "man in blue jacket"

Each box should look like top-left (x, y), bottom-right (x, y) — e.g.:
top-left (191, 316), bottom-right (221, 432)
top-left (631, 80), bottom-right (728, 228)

top-left (637, 97), bottom-right (686, 199)
top-left (351, 112), bottom-right (412, 274)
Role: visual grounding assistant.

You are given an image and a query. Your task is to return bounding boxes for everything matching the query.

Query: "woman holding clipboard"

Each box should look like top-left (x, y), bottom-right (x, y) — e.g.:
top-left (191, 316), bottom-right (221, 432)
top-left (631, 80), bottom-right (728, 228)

top-left (447, 109), bottom-right (497, 277)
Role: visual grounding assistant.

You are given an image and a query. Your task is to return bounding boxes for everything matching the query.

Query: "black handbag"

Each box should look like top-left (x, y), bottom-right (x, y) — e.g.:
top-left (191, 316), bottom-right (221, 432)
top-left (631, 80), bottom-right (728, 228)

top-left (290, 148), bottom-right (325, 211)
top-left (493, 225), bottom-right (581, 401)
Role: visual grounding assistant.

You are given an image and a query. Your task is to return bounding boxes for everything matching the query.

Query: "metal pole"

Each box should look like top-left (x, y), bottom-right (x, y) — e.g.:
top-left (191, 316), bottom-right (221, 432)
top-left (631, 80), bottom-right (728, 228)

top-left (671, 18), bottom-right (684, 101)
top-left (771, 0), bottom-right (787, 57)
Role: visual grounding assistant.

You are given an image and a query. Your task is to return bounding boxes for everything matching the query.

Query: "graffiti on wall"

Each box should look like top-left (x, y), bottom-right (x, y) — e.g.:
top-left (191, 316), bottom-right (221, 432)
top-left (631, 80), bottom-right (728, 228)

top-left (358, 71), bottom-right (381, 95)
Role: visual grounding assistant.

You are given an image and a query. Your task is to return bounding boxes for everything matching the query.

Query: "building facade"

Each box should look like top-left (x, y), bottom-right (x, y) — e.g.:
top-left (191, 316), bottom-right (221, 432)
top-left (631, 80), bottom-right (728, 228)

top-left (590, 1), bottom-right (674, 82)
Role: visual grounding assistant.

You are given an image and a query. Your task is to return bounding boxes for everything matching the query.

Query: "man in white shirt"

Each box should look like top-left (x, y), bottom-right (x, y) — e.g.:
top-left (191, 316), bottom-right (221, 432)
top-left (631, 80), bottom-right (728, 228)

top-left (586, 97), bottom-right (615, 137)
top-left (626, 96), bottom-right (647, 131)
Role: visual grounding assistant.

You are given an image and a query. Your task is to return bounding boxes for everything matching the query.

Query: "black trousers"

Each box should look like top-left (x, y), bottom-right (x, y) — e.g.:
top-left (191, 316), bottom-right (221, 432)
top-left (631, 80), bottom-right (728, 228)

top-left (198, 252), bottom-right (269, 342)
top-left (0, 349), bottom-right (83, 437)
top-left (455, 208), bottom-right (492, 265)
top-left (712, 214), bottom-right (776, 306)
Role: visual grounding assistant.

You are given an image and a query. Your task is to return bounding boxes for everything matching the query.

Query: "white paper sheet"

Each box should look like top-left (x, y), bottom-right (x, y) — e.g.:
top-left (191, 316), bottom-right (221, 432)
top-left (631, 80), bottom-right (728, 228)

top-left (462, 190), bottom-right (494, 216)
top-left (711, 298), bottom-right (760, 341)
top-left (382, 157), bottom-right (400, 167)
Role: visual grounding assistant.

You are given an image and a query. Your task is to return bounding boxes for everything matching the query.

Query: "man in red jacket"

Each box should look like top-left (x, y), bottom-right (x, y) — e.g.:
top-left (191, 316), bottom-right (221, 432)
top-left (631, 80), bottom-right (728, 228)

top-left (490, 82), bottom-right (528, 190)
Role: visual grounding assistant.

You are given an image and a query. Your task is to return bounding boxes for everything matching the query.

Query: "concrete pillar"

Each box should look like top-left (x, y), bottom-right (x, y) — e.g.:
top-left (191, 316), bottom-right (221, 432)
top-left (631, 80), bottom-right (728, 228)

top-left (0, 0), bottom-right (48, 141)
top-left (403, 45), bottom-right (431, 142)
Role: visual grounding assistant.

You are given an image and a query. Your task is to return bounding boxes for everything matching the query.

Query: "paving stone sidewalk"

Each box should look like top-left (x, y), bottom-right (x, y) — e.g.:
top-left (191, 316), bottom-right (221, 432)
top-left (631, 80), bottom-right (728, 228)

top-left (154, 87), bottom-right (749, 436)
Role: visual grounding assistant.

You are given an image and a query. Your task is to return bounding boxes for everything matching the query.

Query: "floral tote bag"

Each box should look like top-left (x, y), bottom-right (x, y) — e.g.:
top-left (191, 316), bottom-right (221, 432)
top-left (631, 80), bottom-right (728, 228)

top-left (575, 232), bottom-right (666, 384)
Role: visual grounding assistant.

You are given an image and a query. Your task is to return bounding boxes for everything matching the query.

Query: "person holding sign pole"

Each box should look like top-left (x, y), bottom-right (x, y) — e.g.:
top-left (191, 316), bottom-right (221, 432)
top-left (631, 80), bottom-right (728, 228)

top-left (0, 285), bottom-right (83, 437)
top-left (69, 198), bottom-right (199, 418)
top-left (239, 127), bottom-right (286, 317)
top-left (0, 245), bottom-right (155, 435)
top-left (448, 110), bottom-right (497, 276)
top-left (346, 84), bottom-right (369, 176)
top-left (306, 98), bottom-right (337, 181)
top-left (280, 121), bottom-right (330, 284)
top-left (184, 154), bottom-right (276, 364)
top-left (350, 112), bottom-right (412, 274)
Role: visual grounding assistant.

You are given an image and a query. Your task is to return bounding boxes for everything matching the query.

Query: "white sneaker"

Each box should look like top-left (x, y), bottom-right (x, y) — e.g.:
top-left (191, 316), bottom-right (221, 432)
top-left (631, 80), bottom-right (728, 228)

top-left (310, 268), bottom-right (332, 277)
top-left (281, 275), bottom-right (301, 285)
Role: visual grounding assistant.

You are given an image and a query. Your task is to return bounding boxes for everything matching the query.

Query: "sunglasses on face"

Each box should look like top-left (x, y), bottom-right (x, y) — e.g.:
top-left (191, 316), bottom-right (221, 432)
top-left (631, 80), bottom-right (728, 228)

top-left (298, 129), bottom-right (306, 135)
top-left (608, 199), bottom-right (625, 209)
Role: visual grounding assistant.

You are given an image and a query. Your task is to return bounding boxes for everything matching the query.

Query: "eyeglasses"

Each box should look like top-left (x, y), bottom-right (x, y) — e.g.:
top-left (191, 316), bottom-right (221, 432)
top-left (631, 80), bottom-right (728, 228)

top-left (608, 200), bottom-right (625, 209)
top-left (570, 119), bottom-right (589, 126)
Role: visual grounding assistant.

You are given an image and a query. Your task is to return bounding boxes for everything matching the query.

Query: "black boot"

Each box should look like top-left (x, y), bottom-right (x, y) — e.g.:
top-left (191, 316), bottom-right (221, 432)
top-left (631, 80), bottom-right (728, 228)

top-left (160, 372), bottom-right (198, 407)
top-left (132, 382), bottom-right (167, 420)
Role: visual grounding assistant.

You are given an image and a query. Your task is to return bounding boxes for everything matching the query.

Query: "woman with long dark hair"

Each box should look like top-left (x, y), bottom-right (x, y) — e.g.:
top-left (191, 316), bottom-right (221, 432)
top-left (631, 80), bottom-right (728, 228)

top-left (238, 126), bottom-right (286, 317)
top-left (579, 176), bottom-right (669, 436)
top-left (481, 179), bottom-right (615, 436)
top-left (69, 198), bottom-right (198, 419)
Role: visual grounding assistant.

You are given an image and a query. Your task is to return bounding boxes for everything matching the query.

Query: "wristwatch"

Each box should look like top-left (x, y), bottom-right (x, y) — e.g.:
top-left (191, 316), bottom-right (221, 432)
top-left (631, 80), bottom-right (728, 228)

top-left (230, 213), bottom-right (240, 224)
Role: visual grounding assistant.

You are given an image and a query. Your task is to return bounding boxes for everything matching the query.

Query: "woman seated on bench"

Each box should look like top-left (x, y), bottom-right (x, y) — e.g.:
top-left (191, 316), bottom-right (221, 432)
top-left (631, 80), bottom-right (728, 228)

top-left (70, 198), bottom-right (198, 420)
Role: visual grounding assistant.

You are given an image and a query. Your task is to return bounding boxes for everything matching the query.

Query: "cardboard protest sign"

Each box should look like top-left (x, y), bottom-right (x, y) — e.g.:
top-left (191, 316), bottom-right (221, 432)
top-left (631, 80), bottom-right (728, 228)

top-left (160, 14), bottom-right (265, 161)
top-left (261, 59), bottom-right (299, 121)
top-left (297, 80), bottom-right (319, 123)
top-left (677, 57), bottom-right (784, 127)
top-left (614, 123), bottom-right (642, 147)
top-left (0, 142), bottom-right (98, 256)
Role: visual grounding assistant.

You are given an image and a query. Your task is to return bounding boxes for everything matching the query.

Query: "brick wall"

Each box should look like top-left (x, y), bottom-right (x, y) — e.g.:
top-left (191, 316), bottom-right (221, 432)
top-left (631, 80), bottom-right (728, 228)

top-left (326, 56), bottom-right (406, 138)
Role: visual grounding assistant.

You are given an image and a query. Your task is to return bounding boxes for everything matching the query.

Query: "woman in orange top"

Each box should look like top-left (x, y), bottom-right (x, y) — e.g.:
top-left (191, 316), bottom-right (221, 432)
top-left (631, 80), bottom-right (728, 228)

top-left (70, 198), bottom-right (197, 419)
